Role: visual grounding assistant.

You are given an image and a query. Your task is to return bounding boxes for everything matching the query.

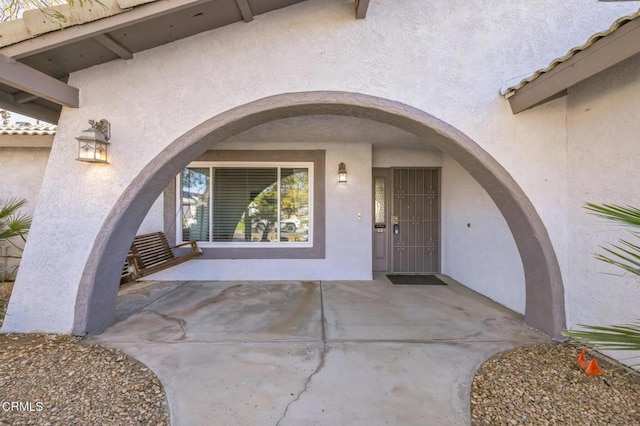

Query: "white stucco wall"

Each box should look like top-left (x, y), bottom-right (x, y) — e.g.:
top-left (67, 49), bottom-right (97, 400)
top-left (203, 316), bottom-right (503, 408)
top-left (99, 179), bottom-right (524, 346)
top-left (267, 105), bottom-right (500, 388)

top-left (441, 155), bottom-right (525, 313)
top-left (146, 142), bottom-right (372, 281)
top-left (6, 0), bottom-right (639, 333)
top-left (137, 196), bottom-right (163, 235)
top-left (565, 53), bottom-right (640, 331)
top-left (0, 148), bottom-right (49, 215)
top-left (372, 149), bottom-right (442, 168)
top-left (0, 147), bottom-right (50, 279)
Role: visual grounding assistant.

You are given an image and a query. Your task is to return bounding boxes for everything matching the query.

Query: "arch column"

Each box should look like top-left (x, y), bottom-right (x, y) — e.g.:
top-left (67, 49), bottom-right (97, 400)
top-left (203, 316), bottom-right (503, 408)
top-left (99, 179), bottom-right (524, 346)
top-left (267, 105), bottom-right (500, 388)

top-left (72, 91), bottom-right (565, 338)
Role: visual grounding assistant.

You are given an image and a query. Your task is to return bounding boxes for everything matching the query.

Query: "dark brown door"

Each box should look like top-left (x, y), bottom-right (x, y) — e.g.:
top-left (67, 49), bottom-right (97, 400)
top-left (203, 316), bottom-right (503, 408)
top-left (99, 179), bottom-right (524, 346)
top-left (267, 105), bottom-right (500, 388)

top-left (391, 168), bottom-right (440, 273)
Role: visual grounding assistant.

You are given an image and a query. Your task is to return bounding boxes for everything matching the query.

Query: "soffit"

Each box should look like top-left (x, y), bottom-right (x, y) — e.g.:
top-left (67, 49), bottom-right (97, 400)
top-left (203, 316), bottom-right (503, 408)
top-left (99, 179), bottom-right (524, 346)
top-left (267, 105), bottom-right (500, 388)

top-left (502, 8), bottom-right (640, 113)
top-left (0, 0), bottom-right (371, 123)
top-left (224, 115), bottom-right (441, 150)
top-left (3, 0), bottom-right (308, 77)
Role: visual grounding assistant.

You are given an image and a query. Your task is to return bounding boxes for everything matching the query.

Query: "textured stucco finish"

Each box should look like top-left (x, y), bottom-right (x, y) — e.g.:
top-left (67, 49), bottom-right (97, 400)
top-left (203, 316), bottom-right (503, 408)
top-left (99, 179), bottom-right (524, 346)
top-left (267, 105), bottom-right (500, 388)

top-left (0, 148), bottom-right (49, 212)
top-left (566, 53), bottom-right (640, 333)
top-left (0, 148), bottom-right (50, 278)
top-left (441, 155), bottom-right (526, 313)
top-left (5, 0), bottom-right (637, 337)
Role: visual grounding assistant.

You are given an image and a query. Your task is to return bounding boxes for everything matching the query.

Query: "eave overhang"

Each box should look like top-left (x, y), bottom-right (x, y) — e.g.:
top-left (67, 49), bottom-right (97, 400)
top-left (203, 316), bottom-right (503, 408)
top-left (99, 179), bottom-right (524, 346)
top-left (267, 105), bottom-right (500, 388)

top-left (0, 0), bottom-right (369, 123)
top-left (502, 9), bottom-right (640, 114)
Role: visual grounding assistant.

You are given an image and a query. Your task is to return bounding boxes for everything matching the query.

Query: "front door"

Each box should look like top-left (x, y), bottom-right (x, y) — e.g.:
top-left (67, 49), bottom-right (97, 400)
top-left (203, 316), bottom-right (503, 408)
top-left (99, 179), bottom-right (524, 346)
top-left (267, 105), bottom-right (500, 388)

top-left (391, 168), bottom-right (440, 273)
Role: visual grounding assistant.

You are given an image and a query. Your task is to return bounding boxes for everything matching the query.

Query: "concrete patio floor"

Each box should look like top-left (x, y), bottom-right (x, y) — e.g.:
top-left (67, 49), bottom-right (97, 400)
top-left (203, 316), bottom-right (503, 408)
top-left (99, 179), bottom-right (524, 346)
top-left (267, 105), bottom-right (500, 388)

top-left (93, 274), bottom-right (550, 426)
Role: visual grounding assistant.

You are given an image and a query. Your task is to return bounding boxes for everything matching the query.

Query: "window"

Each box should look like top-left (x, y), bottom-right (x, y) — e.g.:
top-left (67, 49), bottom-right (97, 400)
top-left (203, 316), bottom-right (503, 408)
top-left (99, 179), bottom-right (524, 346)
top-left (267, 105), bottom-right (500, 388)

top-left (178, 162), bottom-right (313, 247)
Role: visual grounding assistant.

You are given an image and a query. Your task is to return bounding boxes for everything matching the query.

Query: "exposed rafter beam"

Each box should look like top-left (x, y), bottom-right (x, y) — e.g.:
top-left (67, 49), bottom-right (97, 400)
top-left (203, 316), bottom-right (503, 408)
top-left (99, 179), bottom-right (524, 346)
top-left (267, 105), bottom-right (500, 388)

top-left (0, 0), bottom-right (214, 59)
top-left (94, 34), bottom-right (134, 60)
top-left (355, 0), bottom-right (370, 19)
top-left (508, 15), bottom-right (640, 114)
top-left (0, 91), bottom-right (60, 124)
top-left (0, 54), bottom-right (79, 108)
top-left (235, 0), bottom-right (253, 22)
top-left (14, 91), bottom-right (39, 104)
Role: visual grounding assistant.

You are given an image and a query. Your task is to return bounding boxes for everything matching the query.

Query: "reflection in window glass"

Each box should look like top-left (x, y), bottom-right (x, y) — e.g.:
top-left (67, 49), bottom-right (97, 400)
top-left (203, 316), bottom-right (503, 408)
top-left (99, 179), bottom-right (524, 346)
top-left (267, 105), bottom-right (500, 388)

top-left (181, 168), bottom-right (210, 242)
top-left (375, 177), bottom-right (386, 225)
top-left (281, 168), bottom-right (309, 242)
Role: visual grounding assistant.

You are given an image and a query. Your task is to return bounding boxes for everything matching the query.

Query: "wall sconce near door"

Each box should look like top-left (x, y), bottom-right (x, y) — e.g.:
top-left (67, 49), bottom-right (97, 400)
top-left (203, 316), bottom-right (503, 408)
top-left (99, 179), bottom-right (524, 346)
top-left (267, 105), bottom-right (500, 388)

top-left (76, 119), bottom-right (111, 163)
top-left (338, 162), bottom-right (347, 183)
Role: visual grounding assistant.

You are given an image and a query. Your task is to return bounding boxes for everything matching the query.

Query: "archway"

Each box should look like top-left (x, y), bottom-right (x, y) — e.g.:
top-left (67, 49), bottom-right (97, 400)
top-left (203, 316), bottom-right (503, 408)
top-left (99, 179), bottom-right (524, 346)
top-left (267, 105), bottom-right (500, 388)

top-left (74, 91), bottom-right (565, 339)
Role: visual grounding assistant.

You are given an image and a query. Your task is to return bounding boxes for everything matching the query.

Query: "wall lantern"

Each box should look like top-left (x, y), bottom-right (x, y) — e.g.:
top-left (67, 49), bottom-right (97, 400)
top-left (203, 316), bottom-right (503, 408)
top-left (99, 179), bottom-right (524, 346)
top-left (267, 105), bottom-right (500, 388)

top-left (338, 162), bottom-right (347, 183)
top-left (76, 119), bottom-right (111, 164)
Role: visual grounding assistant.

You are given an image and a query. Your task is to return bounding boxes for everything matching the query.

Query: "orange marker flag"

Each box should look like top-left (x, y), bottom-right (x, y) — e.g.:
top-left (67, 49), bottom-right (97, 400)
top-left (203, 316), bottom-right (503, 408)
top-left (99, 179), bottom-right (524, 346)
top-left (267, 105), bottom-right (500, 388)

top-left (585, 358), bottom-right (603, 376)
top-left (577, 347), bottom-right (588, 369)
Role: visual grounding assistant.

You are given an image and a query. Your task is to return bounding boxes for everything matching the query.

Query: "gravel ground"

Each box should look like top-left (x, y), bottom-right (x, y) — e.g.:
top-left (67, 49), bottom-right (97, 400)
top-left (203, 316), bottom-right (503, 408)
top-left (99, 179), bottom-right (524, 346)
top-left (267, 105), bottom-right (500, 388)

top-left (0, 283), bottom-right (169, 425)
top-left (471, 343), bottom-right (640, 425)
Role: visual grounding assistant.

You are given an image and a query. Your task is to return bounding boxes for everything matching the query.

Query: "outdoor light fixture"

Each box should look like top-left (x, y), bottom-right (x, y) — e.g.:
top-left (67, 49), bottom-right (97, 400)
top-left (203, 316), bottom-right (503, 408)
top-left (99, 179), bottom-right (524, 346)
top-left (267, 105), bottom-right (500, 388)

top-left (338, 162), bottom-right (347, 183)
top-left (76, 119), bottom-right (111, 163)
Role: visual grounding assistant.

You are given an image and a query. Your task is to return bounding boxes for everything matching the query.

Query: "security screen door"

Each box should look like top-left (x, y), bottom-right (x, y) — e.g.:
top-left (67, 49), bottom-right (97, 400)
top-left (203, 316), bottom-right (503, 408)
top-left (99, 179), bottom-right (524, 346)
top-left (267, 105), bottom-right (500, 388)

top-left (391, 168), bottom-right (440, 273)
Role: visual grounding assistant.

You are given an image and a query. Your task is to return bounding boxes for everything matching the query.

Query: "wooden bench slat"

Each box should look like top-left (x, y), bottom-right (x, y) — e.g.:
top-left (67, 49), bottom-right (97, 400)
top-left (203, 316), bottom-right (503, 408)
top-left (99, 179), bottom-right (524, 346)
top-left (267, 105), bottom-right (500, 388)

top-left (120, 232), bottom-right (202, 283)
top-left (135, 247), bottom-right (173, 256)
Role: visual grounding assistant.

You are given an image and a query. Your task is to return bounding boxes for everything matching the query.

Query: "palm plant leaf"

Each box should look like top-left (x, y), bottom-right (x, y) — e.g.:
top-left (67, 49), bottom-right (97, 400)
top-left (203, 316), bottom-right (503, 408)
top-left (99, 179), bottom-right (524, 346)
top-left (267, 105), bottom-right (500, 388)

top-left (595, 241), bottom-right (640, 276)
top-left (563, 204), bottom-right (640, 356)
top-left (0, 214), bottom-right (31, 241)
top-left (0, 197), bottom-right (31, 254)
top-left (585, 203), bottom-right (640, 228)
top-left (0, 197), bottom-right (27, 223)
top-left (0, 199), bottom-right (32, 241)
top-left (584, 203), bottom-right (640, 278)
top-left (563, 323), bottom-right (640, 351)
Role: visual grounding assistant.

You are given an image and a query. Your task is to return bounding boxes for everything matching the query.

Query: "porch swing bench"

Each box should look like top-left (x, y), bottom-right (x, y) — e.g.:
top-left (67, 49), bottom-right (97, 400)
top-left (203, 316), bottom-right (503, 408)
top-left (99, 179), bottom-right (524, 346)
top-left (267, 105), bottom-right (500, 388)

top-left (121, 232), bottom-right (202, 283)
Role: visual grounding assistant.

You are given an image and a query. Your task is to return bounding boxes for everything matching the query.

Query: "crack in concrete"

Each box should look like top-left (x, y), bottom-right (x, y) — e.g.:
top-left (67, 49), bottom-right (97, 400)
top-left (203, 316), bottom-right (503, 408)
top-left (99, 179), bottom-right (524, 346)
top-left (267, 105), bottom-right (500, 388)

top-left (142, 309), bottom-right (188, 341)
top-left (114, 280), bottom-right (192, 323)
top-left (275, 281), bottom-right (327, 426)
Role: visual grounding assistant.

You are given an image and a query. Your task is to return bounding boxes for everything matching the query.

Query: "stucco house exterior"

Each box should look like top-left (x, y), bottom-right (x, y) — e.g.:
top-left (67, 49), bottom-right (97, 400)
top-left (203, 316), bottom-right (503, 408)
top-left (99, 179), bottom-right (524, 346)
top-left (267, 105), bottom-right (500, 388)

top-left (0, 0), bottom-right (638, 355)
top-left (0, 122), bottom-right (55, 279)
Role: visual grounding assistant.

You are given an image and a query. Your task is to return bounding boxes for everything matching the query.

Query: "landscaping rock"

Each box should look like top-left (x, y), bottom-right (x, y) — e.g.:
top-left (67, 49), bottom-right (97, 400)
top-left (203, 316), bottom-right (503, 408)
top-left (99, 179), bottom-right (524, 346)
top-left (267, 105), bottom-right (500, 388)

top-left (0, 333), bottom-right (169, 425)
top-left (471, 344), bottom-right (640, 425)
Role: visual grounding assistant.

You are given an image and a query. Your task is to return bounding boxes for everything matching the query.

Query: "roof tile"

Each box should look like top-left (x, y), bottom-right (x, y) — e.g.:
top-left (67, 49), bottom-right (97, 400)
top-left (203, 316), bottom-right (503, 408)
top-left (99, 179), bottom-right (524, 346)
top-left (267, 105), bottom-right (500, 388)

top-left (501, 8), bottom-right (640, 96)
top-left (0, 123), bottom-right (57, 136)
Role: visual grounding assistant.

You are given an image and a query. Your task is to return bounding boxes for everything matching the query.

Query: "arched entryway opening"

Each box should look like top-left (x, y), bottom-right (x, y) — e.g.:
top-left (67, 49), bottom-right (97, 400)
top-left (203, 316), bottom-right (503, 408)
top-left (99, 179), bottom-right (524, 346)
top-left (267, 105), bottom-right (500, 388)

top-left (73, 91), bottom-right (565, 339)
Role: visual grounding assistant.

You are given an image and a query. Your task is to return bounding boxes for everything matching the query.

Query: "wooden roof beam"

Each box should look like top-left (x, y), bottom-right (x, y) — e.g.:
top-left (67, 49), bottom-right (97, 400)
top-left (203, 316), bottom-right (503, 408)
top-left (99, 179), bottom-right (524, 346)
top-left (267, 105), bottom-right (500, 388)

top-left (356, 0), bottom-right (370, 19)
top-left (0, 90), bottom-right (61, 124)
top-left (94, 34), bottom-right (134, 60)
top-left (235, 0), bottom-right (253, 22)
top-left (14, 91), bottom-right (39, 104)
top-left (0, 54), bottom-right (79, 108)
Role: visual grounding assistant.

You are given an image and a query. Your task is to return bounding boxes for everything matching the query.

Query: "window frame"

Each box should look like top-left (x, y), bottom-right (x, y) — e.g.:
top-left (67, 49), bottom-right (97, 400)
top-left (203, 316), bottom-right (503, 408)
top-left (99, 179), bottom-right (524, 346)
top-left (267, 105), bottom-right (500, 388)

top-left (164, 150), bottom-right (325, 260)
top-left (176, 161), bottom-right (314, 248)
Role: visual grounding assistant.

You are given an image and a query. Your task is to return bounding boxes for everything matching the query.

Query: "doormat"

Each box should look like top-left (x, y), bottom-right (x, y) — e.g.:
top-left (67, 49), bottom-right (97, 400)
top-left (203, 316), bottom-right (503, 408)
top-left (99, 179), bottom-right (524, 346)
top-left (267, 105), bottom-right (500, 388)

top-left (387, 274), bottom-right (447, 285)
